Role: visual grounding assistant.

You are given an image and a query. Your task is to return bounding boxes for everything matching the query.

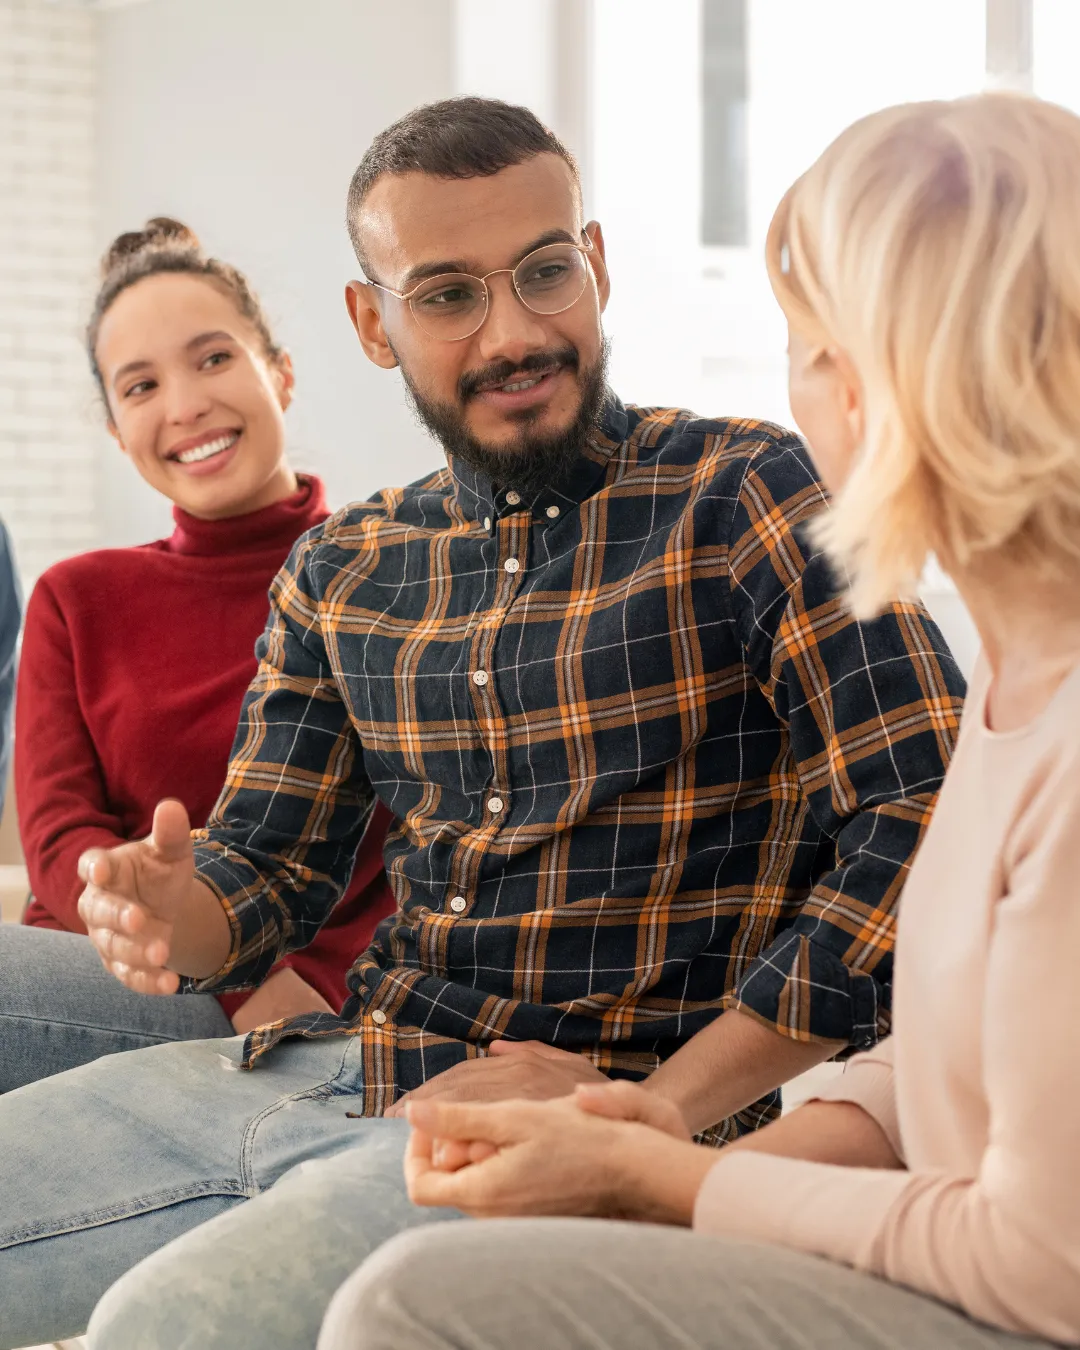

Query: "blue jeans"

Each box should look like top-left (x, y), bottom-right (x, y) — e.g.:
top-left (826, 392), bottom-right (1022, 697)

top-left (0, 926), bottom-right (455, 1349)
top-left (0, 925), bottom-right (233, 1091)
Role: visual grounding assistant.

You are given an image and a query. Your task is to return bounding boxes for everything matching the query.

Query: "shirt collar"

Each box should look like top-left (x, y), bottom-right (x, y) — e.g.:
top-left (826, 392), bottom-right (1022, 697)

top-left (450, 393), bottom-right (628, 531)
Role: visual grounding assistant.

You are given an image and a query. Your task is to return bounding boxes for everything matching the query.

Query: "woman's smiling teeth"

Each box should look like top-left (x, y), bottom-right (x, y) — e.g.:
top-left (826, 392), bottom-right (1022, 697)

top-left (173, 432), bottom-right (239, 465)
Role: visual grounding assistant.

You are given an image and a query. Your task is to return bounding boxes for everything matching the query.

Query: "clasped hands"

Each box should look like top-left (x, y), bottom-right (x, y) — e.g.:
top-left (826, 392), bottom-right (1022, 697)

top-left (392, 1040), bottom-right (718, 1227)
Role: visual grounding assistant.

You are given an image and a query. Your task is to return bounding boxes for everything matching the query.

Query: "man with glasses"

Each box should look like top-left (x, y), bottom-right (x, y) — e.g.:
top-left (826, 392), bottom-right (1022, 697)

top-left (0, 98), bottom-right (964, 1350)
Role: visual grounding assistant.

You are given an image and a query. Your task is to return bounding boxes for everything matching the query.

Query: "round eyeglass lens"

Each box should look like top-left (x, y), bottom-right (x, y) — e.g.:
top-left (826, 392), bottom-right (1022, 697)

top-left (513, 243), bottom-right (589, 315)
top-left (409, 275), bottom-right (489, 340)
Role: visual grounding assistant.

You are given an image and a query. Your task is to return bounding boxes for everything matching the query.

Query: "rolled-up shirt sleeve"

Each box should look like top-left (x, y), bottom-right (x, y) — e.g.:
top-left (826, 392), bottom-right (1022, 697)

top-left (185, 531), bottom-right (374, 995)
top-left (721, 451), bottom-right (965, 1048)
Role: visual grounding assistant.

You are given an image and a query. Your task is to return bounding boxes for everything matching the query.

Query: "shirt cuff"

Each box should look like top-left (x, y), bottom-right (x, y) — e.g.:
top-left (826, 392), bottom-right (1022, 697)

top-left (727, 930), bottom-right (885, 1049)
top-left (183, 842), bottom-right (284, 994)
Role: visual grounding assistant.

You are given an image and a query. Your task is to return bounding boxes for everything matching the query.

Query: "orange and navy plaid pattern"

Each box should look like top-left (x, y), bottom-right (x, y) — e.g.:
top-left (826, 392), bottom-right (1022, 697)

top-left (189, 400), bottom-right (964, 1140)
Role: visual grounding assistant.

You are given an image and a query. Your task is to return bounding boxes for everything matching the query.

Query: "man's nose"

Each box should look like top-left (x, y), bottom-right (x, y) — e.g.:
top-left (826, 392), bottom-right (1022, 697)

top-left (475, 274), bottom-right (550, 368)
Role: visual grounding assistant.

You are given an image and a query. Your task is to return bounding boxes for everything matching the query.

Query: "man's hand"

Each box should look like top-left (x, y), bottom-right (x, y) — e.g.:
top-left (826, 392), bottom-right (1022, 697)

top-left (229, 967), bottom-right (336, 1034)
top-left (77, 798), bottom-right (228, 994)
top-left (385, 1040), bottom-right (607, 1119)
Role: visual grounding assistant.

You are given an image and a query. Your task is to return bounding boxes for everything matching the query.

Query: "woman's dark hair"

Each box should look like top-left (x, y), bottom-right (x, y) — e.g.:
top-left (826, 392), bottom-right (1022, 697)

top-left (87, 217), bottom-right (282, 403)
top-left (346, 97), bottom-right (580, 272)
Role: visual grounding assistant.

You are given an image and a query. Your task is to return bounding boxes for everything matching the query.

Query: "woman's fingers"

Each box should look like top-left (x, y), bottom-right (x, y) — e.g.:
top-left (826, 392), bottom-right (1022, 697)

top-left (574, 1081), bottom-right (690, 1139)
top-left (574, 1081), bottom-right (650, 1118)
top-left (405, 1097), bottom-right (522, 1145)
top-left (408, 1157), bottom-right (490, 1210)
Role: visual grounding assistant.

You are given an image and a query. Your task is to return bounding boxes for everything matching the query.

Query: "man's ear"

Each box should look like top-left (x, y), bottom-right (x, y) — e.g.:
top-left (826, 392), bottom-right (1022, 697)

top-left (584, 220), bottom-right (611, 314)
top-left (345, 281), bottom-right (399, 370)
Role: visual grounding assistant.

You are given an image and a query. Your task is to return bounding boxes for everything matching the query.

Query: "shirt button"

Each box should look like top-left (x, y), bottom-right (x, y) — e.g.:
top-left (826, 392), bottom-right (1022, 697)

top-left (505, 490), bottom-right (521, 506)
top-left (503, 557), bottom-right (520, 574)
top-left (545, 505), bottom-right (560, 519)
top-left (483, 516), bottom-right (491, 531)
top-left (371, 1009), bottom-right (387, 1026)
top-left (472, 669), bottom-right (489, 687)
top-left (487, 796), bottom-right (505, 814)
top-left (449, 895), bottom-right (467, 913)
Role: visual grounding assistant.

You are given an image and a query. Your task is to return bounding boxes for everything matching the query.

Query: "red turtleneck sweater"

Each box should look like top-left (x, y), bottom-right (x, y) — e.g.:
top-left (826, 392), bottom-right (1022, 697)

top-left (15, 475), bottom-right (395, 1014)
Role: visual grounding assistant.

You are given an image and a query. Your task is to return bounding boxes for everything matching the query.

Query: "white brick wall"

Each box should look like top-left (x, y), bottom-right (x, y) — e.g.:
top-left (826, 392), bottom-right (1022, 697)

top-left (0, 0), bottom-right (99, 591)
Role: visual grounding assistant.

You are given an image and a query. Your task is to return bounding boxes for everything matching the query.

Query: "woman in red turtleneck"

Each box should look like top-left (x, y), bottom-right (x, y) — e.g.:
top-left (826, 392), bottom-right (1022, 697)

top-left (10, 218), bottom-right (394, 1067)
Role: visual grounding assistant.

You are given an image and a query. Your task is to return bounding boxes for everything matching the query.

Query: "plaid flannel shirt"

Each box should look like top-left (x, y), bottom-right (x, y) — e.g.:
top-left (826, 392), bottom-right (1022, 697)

top-left (189, 398), bottom-right (964, 1140)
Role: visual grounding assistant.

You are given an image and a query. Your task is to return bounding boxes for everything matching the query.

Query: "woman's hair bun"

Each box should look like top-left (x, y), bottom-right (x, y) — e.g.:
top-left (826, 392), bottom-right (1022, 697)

top-left (100, 217), bottom-right (201, 277)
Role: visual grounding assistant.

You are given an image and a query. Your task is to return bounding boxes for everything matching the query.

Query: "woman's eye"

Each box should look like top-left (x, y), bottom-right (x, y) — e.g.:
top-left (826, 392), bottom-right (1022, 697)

top-left (203, 350), bottom-right (232, 369)
top-left (124, 379), bottom-right (155, 398)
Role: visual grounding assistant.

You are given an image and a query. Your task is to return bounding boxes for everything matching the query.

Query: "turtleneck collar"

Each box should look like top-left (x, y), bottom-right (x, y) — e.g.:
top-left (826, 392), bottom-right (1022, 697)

top-left (165, 474), bottom-right (329, 558)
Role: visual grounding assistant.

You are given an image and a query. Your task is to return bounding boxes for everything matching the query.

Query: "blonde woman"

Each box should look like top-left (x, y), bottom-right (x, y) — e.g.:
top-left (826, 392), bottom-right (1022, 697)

top-left (318, 92), bottom-right (1080, 1350)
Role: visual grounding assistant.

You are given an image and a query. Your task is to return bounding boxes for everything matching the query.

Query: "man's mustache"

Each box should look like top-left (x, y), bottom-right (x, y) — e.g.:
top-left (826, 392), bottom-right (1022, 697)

top-left (458, 346), bottom-right (580, 401)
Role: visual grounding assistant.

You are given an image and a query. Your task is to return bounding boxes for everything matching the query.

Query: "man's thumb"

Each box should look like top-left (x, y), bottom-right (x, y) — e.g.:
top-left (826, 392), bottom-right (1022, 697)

top-left (150, 798), bottom-right (193, 863)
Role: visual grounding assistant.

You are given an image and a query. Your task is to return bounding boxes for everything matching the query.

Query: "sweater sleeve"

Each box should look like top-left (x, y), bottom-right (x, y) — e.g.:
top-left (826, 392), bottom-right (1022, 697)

top-left (694, 773), bottom-right (1080, 1343)
top-left (15, 577), bottom-right (128, 931)
top-left (811, 1036), bottom-right (903, 1162)
top-left (0, 520), bottom-right (21, 817)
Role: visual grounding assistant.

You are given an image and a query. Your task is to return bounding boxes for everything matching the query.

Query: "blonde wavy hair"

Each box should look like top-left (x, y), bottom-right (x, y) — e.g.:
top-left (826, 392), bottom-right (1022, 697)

top-left (766, 93), bottom-right (1080, 616)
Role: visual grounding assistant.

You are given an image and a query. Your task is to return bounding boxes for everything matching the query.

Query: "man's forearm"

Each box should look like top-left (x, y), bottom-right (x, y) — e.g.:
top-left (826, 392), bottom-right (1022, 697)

top-left (166, 876), bottom-right (233, 980)
top-left (643, 1008), bottom-right (844, 1135)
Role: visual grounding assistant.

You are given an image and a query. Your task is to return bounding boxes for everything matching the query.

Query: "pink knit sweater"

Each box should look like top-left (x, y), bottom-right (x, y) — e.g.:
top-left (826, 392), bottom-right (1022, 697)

top-left (694, 656), bottom-right (1080, 1343)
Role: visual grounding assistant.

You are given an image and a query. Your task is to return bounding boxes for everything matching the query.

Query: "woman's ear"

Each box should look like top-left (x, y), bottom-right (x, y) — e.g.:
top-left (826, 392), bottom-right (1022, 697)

top-left (828, 345), bottom-right (865, 450)
top-left (584, 220), bottom-right (611, 313)
top-left (273, 350), bottom-right (296, 412)
top-left (345, 281), bottom-right (399, 370)
top-left (106, 418), bottom-right (130, 459)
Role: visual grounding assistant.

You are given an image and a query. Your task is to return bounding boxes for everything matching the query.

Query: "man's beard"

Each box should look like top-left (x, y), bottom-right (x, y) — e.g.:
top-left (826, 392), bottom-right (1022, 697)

top-left (397, 340), bottom-right (610, 499)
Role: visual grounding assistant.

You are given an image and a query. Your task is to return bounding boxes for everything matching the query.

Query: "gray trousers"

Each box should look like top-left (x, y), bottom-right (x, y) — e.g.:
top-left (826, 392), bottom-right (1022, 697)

top-left (317, 1217), bottom-right (1057, 1350)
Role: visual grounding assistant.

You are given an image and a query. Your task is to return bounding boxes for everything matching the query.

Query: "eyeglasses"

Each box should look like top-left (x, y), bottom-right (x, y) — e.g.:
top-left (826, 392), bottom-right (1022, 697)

top-left (366, 234), bottom-right (595, 342)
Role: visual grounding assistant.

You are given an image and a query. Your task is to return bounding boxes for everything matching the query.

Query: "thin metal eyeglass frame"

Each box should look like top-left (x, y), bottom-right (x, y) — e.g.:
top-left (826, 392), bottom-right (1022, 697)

top-left (364, 232), bottom-right (596, 342)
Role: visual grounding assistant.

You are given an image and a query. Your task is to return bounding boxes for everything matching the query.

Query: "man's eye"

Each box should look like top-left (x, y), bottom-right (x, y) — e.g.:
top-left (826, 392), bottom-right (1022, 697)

top-left (417, 286), bottom-right (479, 310)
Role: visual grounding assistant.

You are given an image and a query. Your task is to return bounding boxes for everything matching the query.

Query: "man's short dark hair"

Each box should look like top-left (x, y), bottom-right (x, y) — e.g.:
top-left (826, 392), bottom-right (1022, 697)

top-left (346, 97), bottom-right (580, 271)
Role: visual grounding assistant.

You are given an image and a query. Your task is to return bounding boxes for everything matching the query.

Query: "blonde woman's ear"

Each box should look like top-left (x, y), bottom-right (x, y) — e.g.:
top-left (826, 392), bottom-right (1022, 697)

top-left (828, 346), bottom-right (865, 449)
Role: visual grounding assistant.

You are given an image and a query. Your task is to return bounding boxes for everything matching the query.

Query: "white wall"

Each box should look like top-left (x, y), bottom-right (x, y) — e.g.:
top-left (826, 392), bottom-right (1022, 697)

top-left (588, 0), bottom-right (986, 677)
top-left (0, 0), bottom-right (99, 589)
top-left (95, 0), bottom-right (455, 546)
